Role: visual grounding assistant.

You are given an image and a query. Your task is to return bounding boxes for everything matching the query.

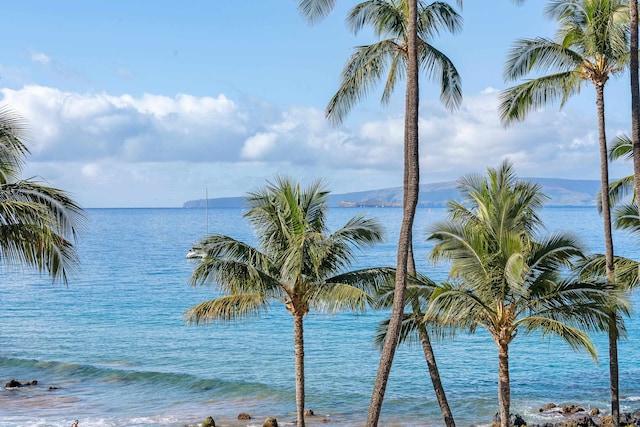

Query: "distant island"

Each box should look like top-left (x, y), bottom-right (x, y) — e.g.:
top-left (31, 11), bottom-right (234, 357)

top-left (183, 178), bottom-right (603, 209)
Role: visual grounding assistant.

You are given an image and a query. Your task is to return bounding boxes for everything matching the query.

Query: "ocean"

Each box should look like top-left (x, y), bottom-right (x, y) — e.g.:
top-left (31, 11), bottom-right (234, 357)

top-left (0, 207), bottom-right (639, 427)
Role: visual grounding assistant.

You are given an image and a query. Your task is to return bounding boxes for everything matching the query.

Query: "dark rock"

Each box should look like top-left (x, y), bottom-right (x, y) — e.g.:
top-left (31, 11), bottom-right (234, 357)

top-left (304, 409), bottom-right (315, 417)
top-left (5, 379), bottom-right (21, 388)
top-left (493, 412), bottom-right (526, 427)
top-left (546, 404), bottom-right (557, 410)
top-left (28, 380), bottom-right (37, 386)
top-left (574, 415), bottom-right (597, 427)
top-left (562, 405), bottom-right (585, 416)
top-left (620, 413), bottom-right (633, 426)
top-left (510, 414), bottom-right (526, 427)
top-left (201, 416), bottom-right (215, 427)
top-left (598, 415), bottom-right (613, 427)
top-left (237, 413), bottom-right (251, 420)
top-left (263, 417), bottom-right (278, 427)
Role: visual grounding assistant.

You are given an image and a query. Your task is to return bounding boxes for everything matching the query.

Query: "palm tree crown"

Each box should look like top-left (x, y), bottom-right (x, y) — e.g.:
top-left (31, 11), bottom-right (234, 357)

top-left (426, 160), bottom-right (613, 427)
top-left (327, 0), bottom-right (463, 124)
top-left (186, 176), bottom-right (389, 427)
top-left (500, 0), bottom-right (629, 123)
top-left (0, 106), bottom-right (85, 284)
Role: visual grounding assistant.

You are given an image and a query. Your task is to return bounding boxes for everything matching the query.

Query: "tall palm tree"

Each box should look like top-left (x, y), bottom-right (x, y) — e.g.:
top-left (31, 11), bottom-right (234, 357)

top-left (426, 160), bottom-right (615, 427)
top-left (330, 2), bottom-right (461, 424)
top-left (0, 106), bottom-right (85, 284)
top-left (185, 176), bottom-right (391, 427)
top-left (629, 0), bottom-right (640, 218)
top-left (499, 2), bottom-right (629, 423)
top-left (297, 1), bottom-right (460, 425)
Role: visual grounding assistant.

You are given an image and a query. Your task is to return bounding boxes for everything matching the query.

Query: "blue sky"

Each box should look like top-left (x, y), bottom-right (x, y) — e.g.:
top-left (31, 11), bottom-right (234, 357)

top-left (0, 1), bottom-right (634, 207)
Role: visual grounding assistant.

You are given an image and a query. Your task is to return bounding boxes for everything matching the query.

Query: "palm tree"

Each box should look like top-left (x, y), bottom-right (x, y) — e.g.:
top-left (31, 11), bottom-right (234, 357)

top-left (185, 176), bottom-right (391, 427)
top-left (499, 2), bottom-right (629, 423)
top-left (426, 160), bottom-right (615, 427)
top-left (329, 2), bottom-right (461, 424)
top-left (629, 0), bottom-right (640, 219)
top-left (0, 106), bottom-right (85, 284)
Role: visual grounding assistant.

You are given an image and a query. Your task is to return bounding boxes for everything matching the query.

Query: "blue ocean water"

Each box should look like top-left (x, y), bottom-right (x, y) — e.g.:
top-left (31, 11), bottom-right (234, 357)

top-left (0, 207), bottom-right (639, 427)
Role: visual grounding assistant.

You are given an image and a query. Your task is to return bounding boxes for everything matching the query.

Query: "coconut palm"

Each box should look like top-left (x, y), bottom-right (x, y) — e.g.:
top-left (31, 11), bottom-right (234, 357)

top-left (329, 2), bottom-right (461, 424)
top-left (185, 176), bottom-right (391, 427)
top-left (629, 0), bottom-right (640, 218)
top-left (500, 2), bottom-right (629, 422)
top-left (0, 106), bottom-right (85, 284)
top-left (426, 160), bottom-right (614, 427)
top-left (297, 1), bottom-right (461, 424)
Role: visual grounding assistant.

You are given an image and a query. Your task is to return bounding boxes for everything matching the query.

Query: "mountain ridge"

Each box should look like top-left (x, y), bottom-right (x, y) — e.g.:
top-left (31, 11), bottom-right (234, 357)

top-left (183, 177), bottom-right (602, 208)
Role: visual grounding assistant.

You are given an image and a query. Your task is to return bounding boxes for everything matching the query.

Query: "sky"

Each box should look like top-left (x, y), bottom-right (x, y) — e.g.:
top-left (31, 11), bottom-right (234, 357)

top-left (0, 1), bottom-right (635, 208)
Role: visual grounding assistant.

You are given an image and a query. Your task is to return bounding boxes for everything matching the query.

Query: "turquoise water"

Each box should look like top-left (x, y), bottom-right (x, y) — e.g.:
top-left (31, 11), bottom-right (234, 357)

top-left (0, 207), bottom-right (639, 427)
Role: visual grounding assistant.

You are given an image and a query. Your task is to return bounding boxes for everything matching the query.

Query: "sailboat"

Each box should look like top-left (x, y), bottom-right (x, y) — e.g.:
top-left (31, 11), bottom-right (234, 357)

top-left (186, 189), bottom-right (209, 259)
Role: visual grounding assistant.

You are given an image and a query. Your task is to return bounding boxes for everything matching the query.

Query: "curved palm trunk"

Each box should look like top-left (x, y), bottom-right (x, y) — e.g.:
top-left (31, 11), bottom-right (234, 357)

top-left (407, 245), bottom-right (456, 427)
top-left (414, 303), bottom-right (456, 427)
top-left (497, 341), bottom-right (510, 427)
top-left (293, 312), bottom-right (306, 427)
top-left (367, 0), bottom-right (419, 425)
top-left (609, 315), bottom-right (620, 427)
top-left (596, 83), bottom-right (619, 427)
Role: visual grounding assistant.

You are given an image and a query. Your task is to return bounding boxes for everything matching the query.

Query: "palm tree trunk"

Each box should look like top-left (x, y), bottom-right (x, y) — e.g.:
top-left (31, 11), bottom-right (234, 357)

top-left (630, 0), bottom-right (640, 212)
top-left (414, 304), bottom-right (456, 427)
top-left (498, 341), bottom-right (510, 427)
top-left (595, 82), bottom-right (618, 427)
top-left (294, 312), bottom-right (306, 427)
top-left (609, 314), bottom-right (620, 427)
top-left (367, 0), bottom-right (419, 425)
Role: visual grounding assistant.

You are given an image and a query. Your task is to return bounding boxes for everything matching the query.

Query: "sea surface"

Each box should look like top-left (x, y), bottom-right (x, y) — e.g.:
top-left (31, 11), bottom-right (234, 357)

top-left (1, 207), bottom-right (639, 427)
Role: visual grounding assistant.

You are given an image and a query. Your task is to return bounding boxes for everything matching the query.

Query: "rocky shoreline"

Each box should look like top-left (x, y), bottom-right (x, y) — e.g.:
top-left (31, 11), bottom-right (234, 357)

top-left (5, 379), bottom-right (640, 427)
top-left (503, 404), bottom-right (640, 427)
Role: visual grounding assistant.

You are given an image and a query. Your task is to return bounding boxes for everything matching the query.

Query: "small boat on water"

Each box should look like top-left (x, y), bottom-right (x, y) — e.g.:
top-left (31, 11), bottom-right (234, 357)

top-left (186, 243), bottom-right (206, 259)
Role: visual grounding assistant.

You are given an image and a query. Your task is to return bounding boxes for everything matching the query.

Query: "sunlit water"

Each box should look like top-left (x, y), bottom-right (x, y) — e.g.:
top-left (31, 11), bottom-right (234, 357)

top-left (0, 207), bottom-right (639, 427)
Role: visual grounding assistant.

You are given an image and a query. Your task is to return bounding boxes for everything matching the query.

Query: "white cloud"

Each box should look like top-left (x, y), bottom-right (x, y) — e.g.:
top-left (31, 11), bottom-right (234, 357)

top-left (241, 132), bottom-right (277, 159)
top-left (2, 84), bottom-right (631, 207)
top-left (30, 50), bottom-right (51, 65)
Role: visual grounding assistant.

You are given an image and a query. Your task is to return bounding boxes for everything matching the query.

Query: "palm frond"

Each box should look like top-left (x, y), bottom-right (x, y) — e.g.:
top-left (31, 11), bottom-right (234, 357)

top-left (609, 133), bottom-right (633, 161)
top-left (348, 0), bottom-right (405, 38)
top-left (612, 204), bottom-right (640, 235)
top-left (418, 40), bottom-right (462, 111)
top-left (417, 1), bottom-right (463, 40)
top-left (184, 294), bottom-right (270, 325)
top-left (499, 70), bottom-right (581, 124)
top-left (311, 282), bottom-right (373, 313)
top-left (0, 179), bottom-right (86, 284)
top-left (374, 313), bottom-right (421, 348)
top-left (518, 316), bottom-right (598, 360)
top-left (504, 38), bottom-right (583, 82)
top-left (327, 40), bottom-right (399, 125)
top-left (297, 0), bottom-right (335, 25)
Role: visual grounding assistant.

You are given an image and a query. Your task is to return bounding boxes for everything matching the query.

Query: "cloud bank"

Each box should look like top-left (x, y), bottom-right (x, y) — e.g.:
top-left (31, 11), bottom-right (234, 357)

top-left (0, 85), bottom-right (630, 207)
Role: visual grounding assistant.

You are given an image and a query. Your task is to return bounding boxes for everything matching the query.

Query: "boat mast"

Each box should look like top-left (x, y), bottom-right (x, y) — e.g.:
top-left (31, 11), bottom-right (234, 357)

top-left (205, 188), bottom-right (209, 236)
